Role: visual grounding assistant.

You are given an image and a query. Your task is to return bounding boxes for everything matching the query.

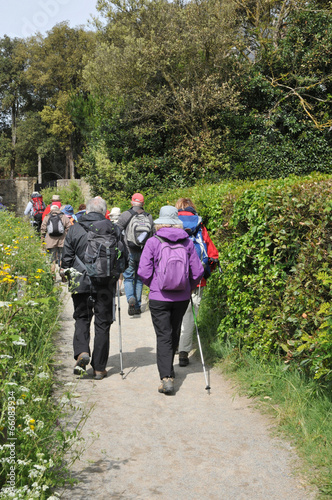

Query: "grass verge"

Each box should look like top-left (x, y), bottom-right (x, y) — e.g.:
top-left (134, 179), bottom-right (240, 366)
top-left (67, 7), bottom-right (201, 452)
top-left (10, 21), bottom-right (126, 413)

top-left (0, 212), bottom-right (88, 498)
top-left (208, 343), bottom-right (332, 498)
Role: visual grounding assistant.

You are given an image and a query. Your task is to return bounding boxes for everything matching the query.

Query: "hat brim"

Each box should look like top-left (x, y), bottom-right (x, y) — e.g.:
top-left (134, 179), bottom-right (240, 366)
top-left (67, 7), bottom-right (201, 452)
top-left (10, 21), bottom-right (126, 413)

top-left (154, 216), bottom-right (183, 225)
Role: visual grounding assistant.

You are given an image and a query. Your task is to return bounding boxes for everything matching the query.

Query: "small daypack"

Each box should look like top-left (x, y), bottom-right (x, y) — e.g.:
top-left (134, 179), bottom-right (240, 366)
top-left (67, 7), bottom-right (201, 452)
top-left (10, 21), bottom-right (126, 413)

top-left (47, 213), bottom-right (65, 237)
top-left (178, 214), bottom-right (210, 279)
top-left (126, 208), bottom-right (152, 249)
top-left (84, 221), bottom-right (120, 284)
top-left (155, 235), bottom-right (189, 291)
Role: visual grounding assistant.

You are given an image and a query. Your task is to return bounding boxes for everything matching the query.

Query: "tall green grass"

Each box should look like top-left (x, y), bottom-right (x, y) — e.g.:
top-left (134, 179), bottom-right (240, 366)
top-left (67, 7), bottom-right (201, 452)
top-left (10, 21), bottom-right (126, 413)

top-left (0, 212), bottom-right (87, 499)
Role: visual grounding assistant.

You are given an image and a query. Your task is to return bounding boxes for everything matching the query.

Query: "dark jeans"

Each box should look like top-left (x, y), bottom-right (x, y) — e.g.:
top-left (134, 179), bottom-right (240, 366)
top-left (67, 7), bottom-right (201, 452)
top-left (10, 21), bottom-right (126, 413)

top-left (149, 299), bottom-right (189, 380)
top-left (72, 287), bottom-right (115, 372)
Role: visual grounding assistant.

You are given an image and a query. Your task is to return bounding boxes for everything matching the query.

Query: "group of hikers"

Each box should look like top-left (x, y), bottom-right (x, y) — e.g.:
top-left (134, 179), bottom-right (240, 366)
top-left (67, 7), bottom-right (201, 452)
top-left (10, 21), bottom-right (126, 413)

top-left (24, 190), bottom-right (219, 394)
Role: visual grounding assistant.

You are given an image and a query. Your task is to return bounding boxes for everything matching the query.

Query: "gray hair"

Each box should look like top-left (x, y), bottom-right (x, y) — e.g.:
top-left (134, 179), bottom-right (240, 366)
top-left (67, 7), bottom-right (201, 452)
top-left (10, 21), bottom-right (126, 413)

top-left (86, 197), bottom-right (107, 215)
top-left (155, 224), bottom-right (183, 231)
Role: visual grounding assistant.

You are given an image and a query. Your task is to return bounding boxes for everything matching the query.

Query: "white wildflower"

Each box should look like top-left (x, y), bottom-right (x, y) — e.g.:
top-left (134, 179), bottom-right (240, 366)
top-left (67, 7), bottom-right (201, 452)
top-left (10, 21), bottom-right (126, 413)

top-left (37, 372), bottom-right (49, 379)
top-left (6, 382), bottom-right (17, 386)
top-left (32, 397), bottom-right (43, 402)
top-left (17, 459), bottom-right (31, 465)
top-left (28, 469), bottom-right (40, 479)
top-left (20, 386), bottom-right (29, 393)
top-left (33, 464), bottom-right (46, 472)
top-left (12, 337), bottom-right (27, 346)
top-left (16, 399), bottom-right (25, 405)
top-left (0, 355), bottom-right (13, 359)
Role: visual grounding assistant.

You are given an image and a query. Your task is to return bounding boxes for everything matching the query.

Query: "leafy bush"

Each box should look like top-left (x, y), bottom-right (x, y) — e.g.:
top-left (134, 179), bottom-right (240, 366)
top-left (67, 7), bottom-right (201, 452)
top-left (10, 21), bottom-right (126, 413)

top-left (0, 212), bottom-right (85, 498)
top-left (195, 174), bottom-right (332, 382)
top-left (40, 181), bottom-right (85, 212)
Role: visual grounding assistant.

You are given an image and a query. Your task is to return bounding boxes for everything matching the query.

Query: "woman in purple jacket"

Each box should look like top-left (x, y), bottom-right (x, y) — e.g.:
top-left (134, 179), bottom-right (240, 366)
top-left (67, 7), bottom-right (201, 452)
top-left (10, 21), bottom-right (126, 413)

top-left (138, 205), bottom-right (204, 395)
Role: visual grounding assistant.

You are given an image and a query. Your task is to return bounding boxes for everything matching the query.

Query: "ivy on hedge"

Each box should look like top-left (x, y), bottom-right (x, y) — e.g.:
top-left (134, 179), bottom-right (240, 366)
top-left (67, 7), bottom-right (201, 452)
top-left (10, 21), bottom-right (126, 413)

top-left (140, 173), bottom-right (332, 382)
top-left (198, 174), bottom-right (332, 381)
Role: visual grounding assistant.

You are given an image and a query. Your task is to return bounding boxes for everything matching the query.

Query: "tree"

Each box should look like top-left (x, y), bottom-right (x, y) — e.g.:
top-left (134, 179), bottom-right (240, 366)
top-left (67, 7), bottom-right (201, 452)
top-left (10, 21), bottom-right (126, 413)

top-left (0, 36), bottom-right (29, 178)
top-left (24, 23), bottom-right (96, 178)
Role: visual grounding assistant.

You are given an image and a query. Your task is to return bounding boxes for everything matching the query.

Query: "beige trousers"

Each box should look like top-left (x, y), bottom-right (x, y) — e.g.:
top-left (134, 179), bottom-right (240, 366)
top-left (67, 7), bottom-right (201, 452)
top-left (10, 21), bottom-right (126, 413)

top-left (178, 287), bottom-right (203, 353)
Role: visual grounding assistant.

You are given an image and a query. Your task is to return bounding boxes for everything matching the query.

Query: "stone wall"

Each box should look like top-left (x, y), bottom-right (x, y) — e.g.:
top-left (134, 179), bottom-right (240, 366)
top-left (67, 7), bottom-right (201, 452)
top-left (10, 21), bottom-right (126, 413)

top-left (0, 178), bottom-right (91, 216)
top-left (0, 177), bottom-right (36, 216)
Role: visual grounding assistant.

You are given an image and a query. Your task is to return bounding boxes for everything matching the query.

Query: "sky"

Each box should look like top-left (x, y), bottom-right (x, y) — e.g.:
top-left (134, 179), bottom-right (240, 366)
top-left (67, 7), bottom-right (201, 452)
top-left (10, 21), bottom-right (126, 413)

top-left (0, 0), bottom-right (100, 39)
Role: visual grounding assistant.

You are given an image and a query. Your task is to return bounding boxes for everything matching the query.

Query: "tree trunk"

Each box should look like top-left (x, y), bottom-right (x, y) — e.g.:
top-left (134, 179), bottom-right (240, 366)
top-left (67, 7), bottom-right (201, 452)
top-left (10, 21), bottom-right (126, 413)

top-left (65, 152), bottom-right (69, 179)
top-left (67, 136), bottom-right (75, 179)
top-left (38, 154), bottom-right (42, 183)
top-left (10, 102), bottom-right (17, 179)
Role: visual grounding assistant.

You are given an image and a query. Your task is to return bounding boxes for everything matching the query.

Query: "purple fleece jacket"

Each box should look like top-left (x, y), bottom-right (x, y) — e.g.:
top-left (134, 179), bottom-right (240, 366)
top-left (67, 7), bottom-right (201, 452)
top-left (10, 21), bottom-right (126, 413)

top-left (137, 227), bottom-right (204, 302)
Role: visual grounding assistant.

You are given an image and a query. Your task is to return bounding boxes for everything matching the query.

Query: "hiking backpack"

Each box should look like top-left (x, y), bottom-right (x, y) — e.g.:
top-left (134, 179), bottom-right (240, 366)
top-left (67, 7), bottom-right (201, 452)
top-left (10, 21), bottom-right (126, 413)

top-left (155, 235), bottom-right (189, 291)
top-left (178, 214), bottom-right (211, 279)
top-left (83, 221), bottom-right (121, 284)
top-left (32, 196), bottom-right (45, 231)
top-left (46, 213), bottom-right (65, 237)
top-left (32, 196), bottom-right (45, 216)
top-left (126, 208), bottom-right (152, 249)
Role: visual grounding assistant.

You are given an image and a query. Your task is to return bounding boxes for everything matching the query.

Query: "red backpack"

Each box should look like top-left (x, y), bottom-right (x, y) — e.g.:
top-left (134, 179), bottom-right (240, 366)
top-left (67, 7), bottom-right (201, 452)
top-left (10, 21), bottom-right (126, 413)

top-left (32, 196), bottom-right (45, 215)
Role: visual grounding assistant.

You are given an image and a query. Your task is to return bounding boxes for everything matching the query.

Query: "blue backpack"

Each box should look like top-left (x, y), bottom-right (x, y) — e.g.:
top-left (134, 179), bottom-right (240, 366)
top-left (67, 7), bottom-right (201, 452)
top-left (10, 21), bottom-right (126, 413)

top-left (155, 235), bottom-right (189, 291)
top-left (178, 214), bottom-right (211, 279)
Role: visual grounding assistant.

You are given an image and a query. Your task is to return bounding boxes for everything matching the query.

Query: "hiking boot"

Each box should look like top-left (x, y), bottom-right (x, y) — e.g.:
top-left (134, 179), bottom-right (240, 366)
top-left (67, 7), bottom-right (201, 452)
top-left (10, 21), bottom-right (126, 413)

top-left (158, 377), bottom-right (174, 394)
top-left (134, 307), bottom-right (142, 316)
top-left (73, 352), bottom-right (90, 375)
top-left (93, 370), bottom-right (107, 380)
top-left (179, 351), bottom-right (189, 367)
top-left (128, 297), bottom-right (136, 316)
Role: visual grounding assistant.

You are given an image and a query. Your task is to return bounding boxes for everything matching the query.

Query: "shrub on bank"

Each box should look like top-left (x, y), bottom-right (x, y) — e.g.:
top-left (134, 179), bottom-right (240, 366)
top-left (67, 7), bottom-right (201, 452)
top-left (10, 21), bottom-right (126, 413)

top-left (0, 212), bottom-right (83, 498)
top-left (141, 173), bottom-right (332, 382)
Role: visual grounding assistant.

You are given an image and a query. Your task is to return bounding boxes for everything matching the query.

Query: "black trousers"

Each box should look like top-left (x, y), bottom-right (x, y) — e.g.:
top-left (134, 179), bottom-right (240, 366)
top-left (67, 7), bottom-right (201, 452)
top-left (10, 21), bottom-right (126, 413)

top-left (72, 287), bottom-right (114, 372)
top-left (149, 299), bottom-right (189, 380)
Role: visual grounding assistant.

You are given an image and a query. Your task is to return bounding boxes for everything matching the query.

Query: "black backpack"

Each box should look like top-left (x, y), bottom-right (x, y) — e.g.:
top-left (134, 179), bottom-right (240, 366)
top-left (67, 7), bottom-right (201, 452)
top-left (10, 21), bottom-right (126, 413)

top-left (83, 220), bottom-right (123, 284)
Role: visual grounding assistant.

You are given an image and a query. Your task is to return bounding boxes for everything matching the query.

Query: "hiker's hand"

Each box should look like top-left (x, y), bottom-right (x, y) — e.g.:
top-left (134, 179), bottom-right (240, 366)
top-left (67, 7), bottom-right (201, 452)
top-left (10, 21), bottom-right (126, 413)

top-left (59, 269), bottom-right (67, 282)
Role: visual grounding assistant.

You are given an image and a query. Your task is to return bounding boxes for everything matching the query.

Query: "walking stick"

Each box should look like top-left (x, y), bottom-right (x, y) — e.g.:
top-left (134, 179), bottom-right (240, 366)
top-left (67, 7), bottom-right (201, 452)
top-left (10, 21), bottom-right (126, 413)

top-left (191, 296), bottom-right (211, 394)
top-left (117, 282), bottom-right (124, 378)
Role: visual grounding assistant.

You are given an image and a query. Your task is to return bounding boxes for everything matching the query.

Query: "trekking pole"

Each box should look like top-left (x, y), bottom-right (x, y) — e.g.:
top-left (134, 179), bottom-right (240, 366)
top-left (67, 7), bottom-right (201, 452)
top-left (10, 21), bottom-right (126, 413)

top-left (190, 296), bottom-right (211, 394)
top-left (117, 282), bottom-right (124, 378)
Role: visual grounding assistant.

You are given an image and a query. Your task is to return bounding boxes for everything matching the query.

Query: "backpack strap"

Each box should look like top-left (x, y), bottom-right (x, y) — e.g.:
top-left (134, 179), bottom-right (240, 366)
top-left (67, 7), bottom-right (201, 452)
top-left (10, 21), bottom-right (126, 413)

top-left (154, 235), bottom-right (165, 243)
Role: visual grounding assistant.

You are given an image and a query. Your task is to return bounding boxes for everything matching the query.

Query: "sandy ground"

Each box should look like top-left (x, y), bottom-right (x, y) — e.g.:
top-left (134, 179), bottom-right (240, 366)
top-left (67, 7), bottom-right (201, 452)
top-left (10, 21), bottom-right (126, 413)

top-left (55, 286), bottom-right (317, 500)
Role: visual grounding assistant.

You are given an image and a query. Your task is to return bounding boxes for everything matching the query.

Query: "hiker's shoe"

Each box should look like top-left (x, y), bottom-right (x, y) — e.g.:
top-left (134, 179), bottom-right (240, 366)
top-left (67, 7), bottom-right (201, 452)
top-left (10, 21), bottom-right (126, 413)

top-left (179, 351), bottom-right (189, 367)
top-left (134, 307), bottom-right (141, 316)
top-left (93, 370), bottom-right (107, 380)
top-left (128, 297), bottom-right (136, 316)
top-left (73, 352), bottom-right (90, 375)
top-left (158, 377), bottom-right (174, 394)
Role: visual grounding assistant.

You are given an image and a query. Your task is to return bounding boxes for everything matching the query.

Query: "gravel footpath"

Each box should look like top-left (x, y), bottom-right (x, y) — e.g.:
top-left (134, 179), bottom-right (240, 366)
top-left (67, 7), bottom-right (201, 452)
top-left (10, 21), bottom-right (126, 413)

top-left (56, 287), bottom-right (317, 500)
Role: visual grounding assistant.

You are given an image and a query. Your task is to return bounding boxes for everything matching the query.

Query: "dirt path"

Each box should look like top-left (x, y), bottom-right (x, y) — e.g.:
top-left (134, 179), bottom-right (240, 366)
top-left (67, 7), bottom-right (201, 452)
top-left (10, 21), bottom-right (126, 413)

top-left (55, 287), bottom-right (317, 499)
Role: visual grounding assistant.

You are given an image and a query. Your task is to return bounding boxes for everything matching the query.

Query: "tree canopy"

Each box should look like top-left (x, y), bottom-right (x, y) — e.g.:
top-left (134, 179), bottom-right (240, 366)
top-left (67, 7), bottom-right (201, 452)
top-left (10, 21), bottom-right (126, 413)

top-left (0, 0), bottom-right (331, 192)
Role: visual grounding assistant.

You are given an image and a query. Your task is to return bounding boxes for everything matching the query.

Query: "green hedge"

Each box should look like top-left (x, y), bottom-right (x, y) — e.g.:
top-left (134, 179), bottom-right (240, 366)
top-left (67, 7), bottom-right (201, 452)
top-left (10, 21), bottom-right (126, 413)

top-left (139, 173), bottom-right (332, 382)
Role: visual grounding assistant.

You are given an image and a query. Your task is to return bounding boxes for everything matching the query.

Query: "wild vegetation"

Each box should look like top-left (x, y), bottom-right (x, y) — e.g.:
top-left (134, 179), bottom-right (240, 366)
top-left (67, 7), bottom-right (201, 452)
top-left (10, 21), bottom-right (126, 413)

top-left (0, 0), bottom-right (331, 496)
top-left (0, 0), bottom-right (331, 189)
top-left (0, 213), bottom-right (87, 498)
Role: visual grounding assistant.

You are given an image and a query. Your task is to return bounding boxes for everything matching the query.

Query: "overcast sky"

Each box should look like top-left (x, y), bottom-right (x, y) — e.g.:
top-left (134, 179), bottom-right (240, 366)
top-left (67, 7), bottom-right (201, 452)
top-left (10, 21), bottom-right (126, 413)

top-left (0, 0), bottom-right (100, 39)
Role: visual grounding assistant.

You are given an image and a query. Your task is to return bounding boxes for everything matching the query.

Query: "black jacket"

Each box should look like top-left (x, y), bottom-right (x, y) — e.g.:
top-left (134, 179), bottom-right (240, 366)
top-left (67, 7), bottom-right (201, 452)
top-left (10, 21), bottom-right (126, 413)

top-left (61, 212), bottom-right (128, 293)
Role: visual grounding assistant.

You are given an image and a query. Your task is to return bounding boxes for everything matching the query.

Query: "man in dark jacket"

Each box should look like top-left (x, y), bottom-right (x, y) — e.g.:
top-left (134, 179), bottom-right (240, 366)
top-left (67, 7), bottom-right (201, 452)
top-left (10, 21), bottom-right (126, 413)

top-left (117, 193), bottom-right (154, 316)
top-left (61, 197), bottom-right (127, 380)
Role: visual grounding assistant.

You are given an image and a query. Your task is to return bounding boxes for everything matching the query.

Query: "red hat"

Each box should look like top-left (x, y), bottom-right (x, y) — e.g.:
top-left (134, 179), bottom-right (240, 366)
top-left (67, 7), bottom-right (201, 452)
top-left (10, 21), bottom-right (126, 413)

top-left (131, 193), bottom-right (144, 205)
